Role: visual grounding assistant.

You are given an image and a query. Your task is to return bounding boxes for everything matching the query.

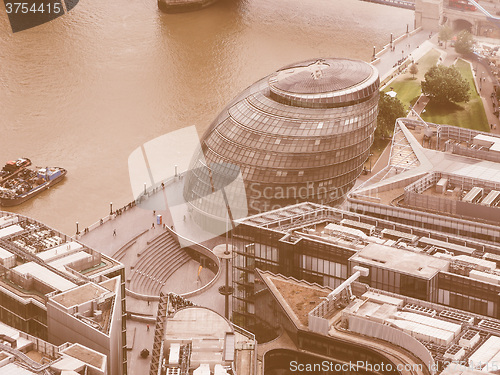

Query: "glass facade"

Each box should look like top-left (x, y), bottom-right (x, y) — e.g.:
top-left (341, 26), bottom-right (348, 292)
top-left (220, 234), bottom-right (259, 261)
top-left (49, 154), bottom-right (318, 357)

top-left (438, 272), bottom-right (499, 318)
top-left (0, 292), bottom-right (47, 340)
top-left (232, 223), bottom-right (356, 327)
top-left (350, 262), bottom-right (437, 303)
top-left (232, 203), bottom-right (500, 328)
top-left (184, 58), bottom-right (379, 222)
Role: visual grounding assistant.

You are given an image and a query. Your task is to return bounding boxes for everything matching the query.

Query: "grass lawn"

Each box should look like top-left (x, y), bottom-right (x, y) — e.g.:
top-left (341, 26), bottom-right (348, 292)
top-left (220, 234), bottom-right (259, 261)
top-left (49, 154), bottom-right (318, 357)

top-left (383, 49), bottom-right (441, 110)
top-left (421, 59), bottom-right (489, 132)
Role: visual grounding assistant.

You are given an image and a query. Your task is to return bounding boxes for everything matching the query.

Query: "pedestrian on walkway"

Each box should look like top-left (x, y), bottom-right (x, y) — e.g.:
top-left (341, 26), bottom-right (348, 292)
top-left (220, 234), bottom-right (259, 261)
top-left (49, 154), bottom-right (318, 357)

top-left (147, 324), bottom-right (150, 331)
top-left (153, 210), bottom-right (156, 216)
top-left (151, 223), bottom-right (155, 229)
top-left (113, 229), bottom-right (116, 236)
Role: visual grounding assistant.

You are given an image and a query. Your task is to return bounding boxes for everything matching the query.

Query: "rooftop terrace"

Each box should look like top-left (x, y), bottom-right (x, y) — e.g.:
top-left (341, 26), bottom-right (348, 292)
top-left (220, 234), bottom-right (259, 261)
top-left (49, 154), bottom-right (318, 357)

top-left (258, 269), bottom-right (500, 375)
top-left (348, 120), bottom-right (500, 242)
top-left (0, 212), bottom-right (123, 304)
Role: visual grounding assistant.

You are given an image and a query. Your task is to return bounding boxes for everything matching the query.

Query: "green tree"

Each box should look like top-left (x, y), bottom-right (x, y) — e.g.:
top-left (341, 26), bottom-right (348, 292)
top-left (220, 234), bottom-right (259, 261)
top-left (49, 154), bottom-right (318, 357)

top-left (421, 65), bottom-right (470, 104)
top-left (454, 30), bottom-right (474, 55)
top-left (409, 63), bottom-right (418, 79)
top-left (439, 25), bottom-right (453, 49)
top-left (376, 92), bottom-right (406, 138)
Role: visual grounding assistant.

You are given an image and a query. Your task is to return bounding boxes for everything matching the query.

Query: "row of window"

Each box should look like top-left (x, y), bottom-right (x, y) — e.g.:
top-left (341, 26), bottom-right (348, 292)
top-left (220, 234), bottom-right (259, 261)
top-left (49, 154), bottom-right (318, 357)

top-left (247, 90), bottom-right (378, 121)
top-left (209, 128), bottom-right (373, 156)
top-left (201, 146), bottom-right (369, 184)
top-left (302, 255), bottom-right (348, 279)
top-left (219, 108), bottom-right (377, 146)
top-left (229, 96), bottom-right (378, 137)
top-left (269, 78), bottom-right (379, 109)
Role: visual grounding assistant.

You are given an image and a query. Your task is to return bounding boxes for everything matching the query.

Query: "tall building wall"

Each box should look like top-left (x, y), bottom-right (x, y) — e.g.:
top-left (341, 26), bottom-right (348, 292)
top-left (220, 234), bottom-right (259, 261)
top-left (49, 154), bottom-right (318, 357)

top-left (47, 278), bottom-right (124, 375)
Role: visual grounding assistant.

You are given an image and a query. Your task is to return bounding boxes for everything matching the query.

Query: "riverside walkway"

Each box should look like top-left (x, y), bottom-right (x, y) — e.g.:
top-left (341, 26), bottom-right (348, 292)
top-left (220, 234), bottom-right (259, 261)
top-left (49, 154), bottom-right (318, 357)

top-left (78, 195), bottom-right (231, 375)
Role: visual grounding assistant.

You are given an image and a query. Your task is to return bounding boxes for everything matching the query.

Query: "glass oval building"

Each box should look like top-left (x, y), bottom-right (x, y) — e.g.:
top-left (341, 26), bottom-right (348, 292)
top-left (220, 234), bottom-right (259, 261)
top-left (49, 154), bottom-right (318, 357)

top-left (184, 58), bottom-right (379, 225)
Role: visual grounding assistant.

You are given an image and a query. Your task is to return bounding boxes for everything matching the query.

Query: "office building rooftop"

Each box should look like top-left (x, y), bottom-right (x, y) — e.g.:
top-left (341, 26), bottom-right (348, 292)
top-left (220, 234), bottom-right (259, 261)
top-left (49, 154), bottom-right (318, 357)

top-left (257, 270), bottom-right (500, 375)
top-left (0, 212), bottom-right (123, 304)
top-left (0, 211), bottom-right (126, 375)
top-left (348, 119), bottom-right (500, 243)
top-left (0, 321), bottom-right (106, 375)
top-left (350, 243), bottom-right (450, 279)
top-left (151, 293), bottom-right (256, 375)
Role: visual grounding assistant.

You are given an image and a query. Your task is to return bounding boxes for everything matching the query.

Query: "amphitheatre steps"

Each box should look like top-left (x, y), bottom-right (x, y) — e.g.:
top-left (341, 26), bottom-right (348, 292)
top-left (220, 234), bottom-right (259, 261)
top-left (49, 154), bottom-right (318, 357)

top-left (128, 231), bottom-right (192, 296)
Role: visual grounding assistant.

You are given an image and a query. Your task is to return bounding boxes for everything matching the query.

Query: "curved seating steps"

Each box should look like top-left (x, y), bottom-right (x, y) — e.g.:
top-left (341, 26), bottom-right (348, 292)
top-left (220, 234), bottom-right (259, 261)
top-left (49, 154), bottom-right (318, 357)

top-left (132, 232), bottom-right (178, 271)
top-left (130, 252), bottom-right (191, 295)
top-left (129, 231), bottom-right (193, 295)
top-left (131, 240), bottom-right (182, 280)
top-left (126, 232), bottom-right (178, 285)
top-left (132, 246), bottom-right (188, 285)
top-left (130, 235), bottom-right (180, 280)
top-left (129, 253), bottom-right (189, 294)
top-left (130, 250), bottom-right (191, 294)
top-left (112, 228), bottom-right (149, 261)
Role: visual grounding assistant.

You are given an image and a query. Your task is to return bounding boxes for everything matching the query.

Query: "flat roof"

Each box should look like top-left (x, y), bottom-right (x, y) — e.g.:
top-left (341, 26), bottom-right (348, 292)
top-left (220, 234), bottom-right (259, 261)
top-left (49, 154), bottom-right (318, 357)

top-left (0, 321), bottom-right (32, 352)
top-left (51, 283), bottom-right (109, 308)
top-left (62, 343), bottom-right (106, 369)
top-left (37, 242), bottom-right (83, 262)
top-left (0, 215), bottom-right (17, 227)
top-left (350, 243), bottom-right (450, 279)
top-left (454, 255), bottom-right (496, 271)
top-left (236, 202), bottom-right (322, 227)
top-left (352, 120), bottom-right (500, 199)
top-left (48, 251), bottom-right (92, 271)
top-left (0, 363), bottom-right (38, 375)
top-left (49, 356), bottom-right (85, 373)
top-left (99, 277), bottom-right (118, 292)
top-left (164, 307), bottom-right (232, 342)
top-left (0, 224), bottom-right (23, 238)
top-left (0, 246), bottom-right (14, 260)
top-left (473, 133), bottom-right (500, 146)
top-left (418, 237), bottom-right (475, 255)
top-left (12, 262), bottom-right (77, 292)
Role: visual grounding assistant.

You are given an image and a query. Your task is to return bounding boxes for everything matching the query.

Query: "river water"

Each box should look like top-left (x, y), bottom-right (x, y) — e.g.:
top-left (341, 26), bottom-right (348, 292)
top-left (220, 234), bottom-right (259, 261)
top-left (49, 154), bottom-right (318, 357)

top-left (0, 0), bottom-right (414, 234)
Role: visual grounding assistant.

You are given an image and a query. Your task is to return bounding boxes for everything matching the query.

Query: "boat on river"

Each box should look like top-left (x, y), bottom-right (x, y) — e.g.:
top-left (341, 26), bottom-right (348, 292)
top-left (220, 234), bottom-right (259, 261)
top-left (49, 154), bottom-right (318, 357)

top-left (0, 158), bottom-right (32, 184)
top-left (0, 166), bottom-right (67, 206)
